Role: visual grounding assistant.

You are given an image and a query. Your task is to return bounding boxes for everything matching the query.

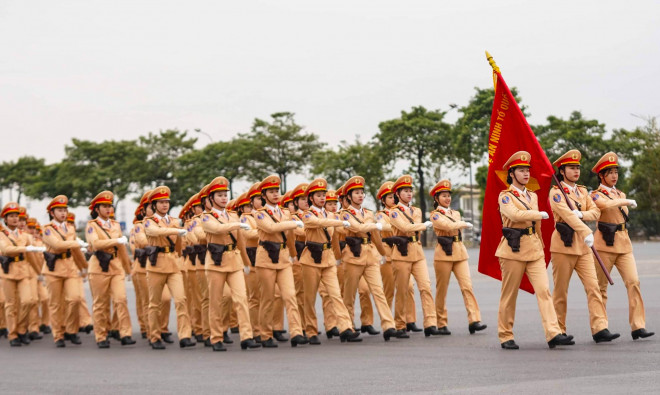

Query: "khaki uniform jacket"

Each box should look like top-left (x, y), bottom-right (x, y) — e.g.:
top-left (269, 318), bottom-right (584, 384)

top-left (183, 218), bottom-right (198, 271)
top-left (240, 213), bottom-right (259, 248)
top-left (0, 229), bottom-right (40, 280)
top-left (131, 221), bottom-right (148, 274)
top-left (293, 211), bottom-right (306, 242)
top-left (42, 222), bottom-right (87, 277)
top-left (253, 207), bottom-right (297, 270)
top-left (388, 205), bottom-right (427, 262)
top-left (191, 214), bottom-right (208, 270)
top-left (495, 187), bottom-right (545, 261)
top-left (85, 219), bottom-right (131, 275)
top-left (299, 207), bottom-right (343, 267)
top-left (375, 209), bottom-right (395, 261)
top-left (430, 208), bottom-right (469, 262)
top-left (549, 185), bottom-right (599, 256)
top-left (201, 210), bottom-right (249, 273)
top-left (340, 207), bottom-right (386, 265)
top-left (144, 215), bottom-right (183, 274)
top-left (590, 187), bottom-right (632, 254)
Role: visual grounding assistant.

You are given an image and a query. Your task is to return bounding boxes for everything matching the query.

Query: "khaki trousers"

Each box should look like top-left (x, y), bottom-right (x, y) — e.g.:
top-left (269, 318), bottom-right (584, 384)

top-left (302, 265), bottom-right (352, 335)
top-left (78, 278), bottom-right (93, 327)
top-left (219, 288), bottom-right (234, 334)
top-left (186, 270), bottom-right (202, 335)
top-left (27, 277), bottom-right (42, 333)
top-left (595, 251), bottom-right (646, 331)
top-left (146, 271), bottom-right (191, 343)
top-left (336, 263), bottom-right (373, 326)
top-left (3, 277), bottom-right (36, 340)
top-left (258, 266), bottom-right (303, 339)
top-left (195, 269), bottom-right (211, 339)
top-left (132, 272), bottom-right (149, 333)
top-left (292, 262), bottom-right (306, 326)
top-left (273, 287), bottom-right (285, 331)
top-left (0, 279), bottom-right (6, 329)
top-left (385, 262), bottom-right (417, 323)
top-left (433, 260), bottom-right (481, 328)
top-left (393, 259), bottom-right (436, 329)
top-left (46, 275), bottom-right (82, 342)
top-left (89, 273), bottom-right (132, 342)
top-left (245, 270), bottom-right (261, 337)
top-left (207, 270), bottom-right (253, 343)
top-left (319, 281), bottom-right (337, 331)
top-left (343, 263), bottom-right (395, 331)
top-left (498, 257), bottom-right (561, 343)
top-left (552, 253), bottom-right (608, 334)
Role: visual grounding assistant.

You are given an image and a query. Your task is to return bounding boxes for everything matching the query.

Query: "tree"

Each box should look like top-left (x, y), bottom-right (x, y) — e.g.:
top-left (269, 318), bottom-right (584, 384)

top-left (310, 137), bottom-right (392, 204)
top-left (174, 137), bottom-right (252, 199)
top-left (52, 139), bottom-right (148, 207)
top-left (137, 129), bottom-right (197, 206)
top-left (376, 106), bottom-right (453, 223)
top-left (239, 112), bottom-right (325, 192)
top-left (0, 156), bottom-right (47, 203)
top-left (534, 111), bottom-right (632, 188)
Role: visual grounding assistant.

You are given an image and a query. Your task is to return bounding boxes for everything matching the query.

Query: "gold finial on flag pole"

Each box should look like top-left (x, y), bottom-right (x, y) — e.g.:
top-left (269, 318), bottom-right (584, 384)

top-left (485, 51), bottom-right (500, 91)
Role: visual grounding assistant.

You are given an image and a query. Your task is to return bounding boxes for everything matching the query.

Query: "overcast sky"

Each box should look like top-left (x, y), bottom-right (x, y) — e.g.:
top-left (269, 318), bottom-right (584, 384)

top-left (1, 0), bottom-right (659, 222)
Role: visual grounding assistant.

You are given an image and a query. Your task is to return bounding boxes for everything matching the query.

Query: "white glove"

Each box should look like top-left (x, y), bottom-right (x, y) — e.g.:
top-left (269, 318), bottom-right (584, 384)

top-left (342, 221), bottom-right (351, 228)
top-left (375, 223), bottom-right (383, 231)
top-left (540, 211), bottom-right (550, 220)
top-left (38, 275), bottom-right (45, 282)
top-left (239, 223), bottom-right (251, 231)
top-left (178, 229), bottom-right (188, 236)
top-left (424, 221), bottom-right (433, 228)
top-left (26, 245), bottom-right (46, 253)
top-left (584, 233), bottom-right (594, 248)
top-left (336, 259), bottom-right (341, 266)
top-left (626, 199), bottom-right (637, 209)
top-left (81, 247), bottom-right (88, 254)
top-left (125, 274), bottom-right (132, 282)
top-left (572, 209), bottom-right (583, 219)
top-left (464, 222), bottom-right (474, 229)
top-left (294, 220), bottom-right (304, 228)
top-left (77, 239), bottom-right (89, 248)
top-left (380, 256), bottom-right (387, 265)
top-left (116, 236), bottom-right (128, 245)
top-left (243, 266), bottom-right (250, 275)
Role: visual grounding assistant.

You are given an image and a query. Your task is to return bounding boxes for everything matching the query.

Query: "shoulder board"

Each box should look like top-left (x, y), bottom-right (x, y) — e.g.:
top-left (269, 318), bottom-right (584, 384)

top-left (364, 208), bottom-right (372, 212)
top-left (2, 229), bottom-right (8, 236)
top-left (87, 220), bottom-right (96, 225)
top-left (552, 185), bottom-right (559, 189)
top-left (578, 184), bottom-right (587, 188)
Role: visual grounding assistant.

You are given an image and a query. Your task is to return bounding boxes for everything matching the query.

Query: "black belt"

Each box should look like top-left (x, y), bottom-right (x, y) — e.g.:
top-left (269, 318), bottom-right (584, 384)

top-left (521, 226), bottom-right (536, 235)
top-left (306, 242), bottom-right (332, 250)
top-left (615, 223), bottom-right (626, 231)
top-left (407, 235), bottom-right (419, 242)
top-left (12, 254), bottom-right (25, 262)
top-left (259, 241), bottom-right (286, 250)
top-left (156, 246), bottom-right (174, 253)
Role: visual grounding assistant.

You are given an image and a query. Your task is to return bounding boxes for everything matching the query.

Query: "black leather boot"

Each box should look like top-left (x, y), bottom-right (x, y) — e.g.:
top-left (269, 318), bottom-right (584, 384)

top-left (212, 341), bottom-right (226, 352)
top-left (501, 340), bottom-right (519, 350)
top-left (339, 329), bottom-right (362, 343)
top-left (423, 326), bottom-right (442, 337)
top-left (273, 330), bottom-right (288, 342)
top-left (360, 325), bottom-right (380, 335)
top-left (308, 335), bottom-right (321, 345)
top-left (632, 328), bottom-right (655, 340)
top-left (468, 321), bottom-right (487, 334)
top-left (548, 333), bottom-right (575, 348)
top-left (121, 336), bottom-right (136, 345)
top-left (241, 338), bottom-right (262, 350)
top-left (406, 322), bottom-right (422, 332)
top-left (223, 331), bottom-right (234, 344)
top-left (151, 340), bottom-right (166, 350)
top-left (325, 327), bottom-right (340, 339)
top-left (261, 338), bottom-right (278, 348)
top-left (179, 337), bottom-right (196, 348)
top-left (290, 334), bottom-right (309, 347)
top-left (29, 331), bottom-right (43, 340)
top-left (97, 340), bottom-right (110, 349)
top-left (593, 328), bottom-right (620, 343)
top-left (383, 328), bottom-right (398, 341)
top-left (161, 332), bottom-right (174, 344)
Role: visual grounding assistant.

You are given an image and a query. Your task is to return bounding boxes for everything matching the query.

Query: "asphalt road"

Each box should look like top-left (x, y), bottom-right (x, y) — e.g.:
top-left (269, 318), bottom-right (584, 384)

top-left (2, 242), bottom-right (658, 394)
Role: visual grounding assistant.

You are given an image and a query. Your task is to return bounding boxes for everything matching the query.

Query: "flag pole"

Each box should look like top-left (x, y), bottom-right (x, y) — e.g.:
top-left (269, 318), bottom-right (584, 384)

top-left (485, 51), bottom-right (500, 90)
top-left (552, 175), bottom-right (614, 285)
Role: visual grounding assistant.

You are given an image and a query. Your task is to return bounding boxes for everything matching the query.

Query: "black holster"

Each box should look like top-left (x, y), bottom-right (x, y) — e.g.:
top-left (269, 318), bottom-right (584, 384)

top-left (295, 241), bottom-right (305, 260)
top-left (84, 251), bottom-right (93, 261)
top-left (436, 236), bottom-right (454, 256)
top-left (144, 246), bottom-right (160, 266)
top-left (194, 245), bottom-right (207, 266)
top-left (207, 243), bottom-right (228, 266)
top-left (304, 242), bottom-right (325, 264)
top-left (134, 248), bottom-right (148, 268)
top-left (246, 247), bottom-right (257, 267)
top-left (43, 251), bottom-right (70, 271)
top-left (597, 222), bottom-right (619, 247)
top-left (502, 228), bottom-right (524, 252)
top-left (339, 240), bottom-right (347, 251)
top-left (260, 241), bottom-right (282, 263)
top-left (94, 250), bottom-right (114, 272)
top-left (555, 222), bottom-right (575, 247)
top-left (344, 237), bottom-right (363, 258)
top-left (382, 236), bottom-right (410, 256)
top-left (0, 256), bottom-right (10, 274)
top-left (183, 246), bottom-right (195, 265)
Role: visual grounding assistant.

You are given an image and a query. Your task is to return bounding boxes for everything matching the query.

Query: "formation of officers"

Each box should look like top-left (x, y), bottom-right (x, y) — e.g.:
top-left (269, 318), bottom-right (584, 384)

top-left (0, 150), bottom-right (653, 351)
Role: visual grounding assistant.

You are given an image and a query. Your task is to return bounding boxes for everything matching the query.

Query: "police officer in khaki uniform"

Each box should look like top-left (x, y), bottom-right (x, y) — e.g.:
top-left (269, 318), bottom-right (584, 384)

top-left (0, 203), bottom-right (44, 346)
top-left (289, 184), bottom-right (309, 337)
top-left (388, 175), bottom-right (444, 337)
top-left (549, 150), bottom-right (619, 343)
top-left (26, 217), bottom-right (51, 335)
top-left (374, 182), bottom-right (419, 336)
top-left (590, 152), bottom-right (654, 340)
top-left (300, 179), bottom-right (362, 344)
top-left (253, 175), bottom-right (308, 348)
top-left (143, 186), bottom-right (196, 349)
top-left (85, 191), bottom-right (136, 348)
top-left (42, 195), bottom-right (89, 347)
top-left (238, 191), bottom-right (262, 342)
top-left (429, 179), bottom-right (486, 335)
top-left (201, 177), bottom-right (261, 352)
top-left (17, 208), bottom-right (44, 341)
top-left (496, 152), bottom-right (574, 349)
top-left (67, 212), bottom-right (94, 335)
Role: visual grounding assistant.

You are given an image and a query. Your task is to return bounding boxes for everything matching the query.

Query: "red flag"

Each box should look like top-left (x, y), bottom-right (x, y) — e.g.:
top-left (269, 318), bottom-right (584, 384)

top-left (477, 64), bottom-right (555, 294)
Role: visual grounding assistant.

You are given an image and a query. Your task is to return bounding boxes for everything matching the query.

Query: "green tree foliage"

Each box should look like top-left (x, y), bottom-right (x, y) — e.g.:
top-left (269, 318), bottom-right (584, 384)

top-left (376, 106), bottom-right (453, 222)
top-left (310, 137), bottom-right (392, 203)
top-left (239, 112), bottom-right (324, 192)
top-left (0, 156), bottom-right (47, 203)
